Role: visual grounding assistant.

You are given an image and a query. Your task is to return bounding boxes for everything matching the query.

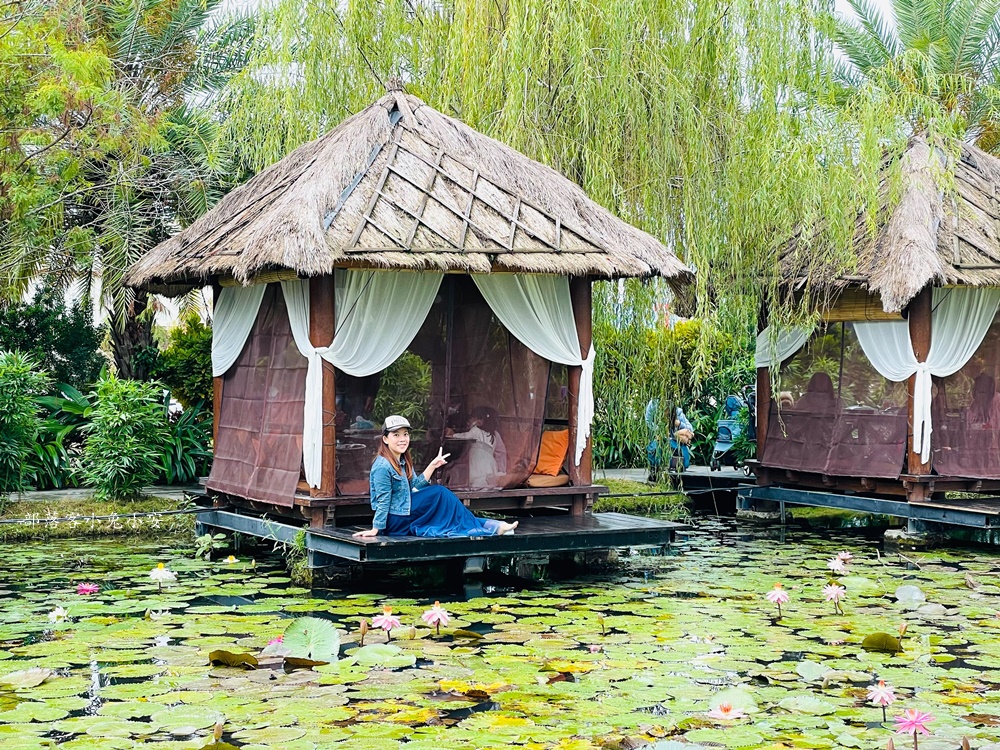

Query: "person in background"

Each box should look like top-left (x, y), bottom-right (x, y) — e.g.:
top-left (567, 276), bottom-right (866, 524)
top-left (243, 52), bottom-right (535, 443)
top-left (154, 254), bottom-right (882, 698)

top-left (645, 398), bottom-right (696, 479)
top-left (353, 415), bottom-right (518, 539)
top-left (445, 405), bottom-right (507, 489)
top-left (966, 373), bottom-right (1000, 427)
top-left (795, 371), bottom-right (838, 412)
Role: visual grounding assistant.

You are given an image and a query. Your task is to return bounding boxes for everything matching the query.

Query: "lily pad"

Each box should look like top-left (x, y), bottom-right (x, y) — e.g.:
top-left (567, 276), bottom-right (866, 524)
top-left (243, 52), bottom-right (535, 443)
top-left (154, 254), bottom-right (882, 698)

top-left (281, 617), bottom-right (340, 663)
top-left (208, 650), bottom-right (259, 669)
top-left (895, 585), bottom-right (927, 608)
top-left (861, 632), bottom-right (902, 653)
top-left (0, 668), bottom-right (53, 689)
top-left (777, 695), bottom-right (838, 715)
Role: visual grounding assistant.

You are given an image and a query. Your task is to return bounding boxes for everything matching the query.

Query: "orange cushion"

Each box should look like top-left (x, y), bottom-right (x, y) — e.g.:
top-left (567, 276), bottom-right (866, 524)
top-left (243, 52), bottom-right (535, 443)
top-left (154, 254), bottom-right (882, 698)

top-left (535, 430), bottom-right (569, 476)
top-left (526, 473), bottom-right (570, 488)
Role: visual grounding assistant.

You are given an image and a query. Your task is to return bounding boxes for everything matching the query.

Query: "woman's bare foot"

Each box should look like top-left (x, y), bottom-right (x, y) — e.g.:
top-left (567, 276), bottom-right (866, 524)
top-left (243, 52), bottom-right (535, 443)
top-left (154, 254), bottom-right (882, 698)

top-left (497, 520), bottom-right (518, 535)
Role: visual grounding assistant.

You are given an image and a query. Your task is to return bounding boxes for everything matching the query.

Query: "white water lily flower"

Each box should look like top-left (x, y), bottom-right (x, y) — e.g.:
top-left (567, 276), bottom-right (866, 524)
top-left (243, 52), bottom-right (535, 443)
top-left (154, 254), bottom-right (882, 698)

top-left (48, 606), bottom-right (68, 623)
top-left (150, 563), bottom-right (177, 583)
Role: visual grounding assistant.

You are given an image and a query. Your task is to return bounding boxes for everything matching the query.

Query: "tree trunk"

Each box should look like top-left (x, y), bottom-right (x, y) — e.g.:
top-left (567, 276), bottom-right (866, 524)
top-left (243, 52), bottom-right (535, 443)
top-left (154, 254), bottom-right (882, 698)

top-left (110, 290), bottom-right (156, 380)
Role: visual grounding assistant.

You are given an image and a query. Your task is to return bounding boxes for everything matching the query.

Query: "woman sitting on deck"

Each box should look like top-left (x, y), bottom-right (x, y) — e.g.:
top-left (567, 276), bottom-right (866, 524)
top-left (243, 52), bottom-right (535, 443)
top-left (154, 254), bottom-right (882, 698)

top-left (352, 415), bottom-right (519, 539)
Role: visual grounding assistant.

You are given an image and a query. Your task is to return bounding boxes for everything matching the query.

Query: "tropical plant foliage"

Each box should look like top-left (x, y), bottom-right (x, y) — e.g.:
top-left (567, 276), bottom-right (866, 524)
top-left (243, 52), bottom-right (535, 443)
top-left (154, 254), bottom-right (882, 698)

top-left (0, 351), bottom-right (50, 495)
top-left (373, 352), bottom-right (432, 430)
top-left (592, 280), bottom-right (754, 468)
top-left (160, 399), bottom-right (212, 485)
top-left (823, 0), bottom-right (1000, 152)
top-left (0, 0), bottom-right (252, 379)
top-left (151, 311), bottom-right (214, 409)
top-left (80, 370), bottom-right (168, 500)
top-left (0, 285), bottom-right (105, 392)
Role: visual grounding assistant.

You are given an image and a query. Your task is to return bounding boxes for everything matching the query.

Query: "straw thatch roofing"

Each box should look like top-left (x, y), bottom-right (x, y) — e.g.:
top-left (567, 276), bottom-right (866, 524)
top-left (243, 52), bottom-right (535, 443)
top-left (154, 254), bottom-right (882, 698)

top-left (127, 90), bottom-right (690, 293)
top-left (784, 134), bottom-right (1000, 313)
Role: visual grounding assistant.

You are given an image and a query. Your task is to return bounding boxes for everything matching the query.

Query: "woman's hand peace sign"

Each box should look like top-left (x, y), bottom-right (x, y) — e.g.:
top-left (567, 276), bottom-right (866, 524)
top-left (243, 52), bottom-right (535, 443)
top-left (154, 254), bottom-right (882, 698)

top-left (428, 447), bottom-right (450, 470)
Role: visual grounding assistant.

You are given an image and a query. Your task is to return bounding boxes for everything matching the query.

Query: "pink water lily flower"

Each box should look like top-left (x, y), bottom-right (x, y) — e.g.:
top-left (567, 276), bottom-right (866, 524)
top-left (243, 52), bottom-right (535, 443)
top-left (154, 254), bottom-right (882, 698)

top-left (765, 583), bottom-right (790, 618)
top-left (827, 556), bottom-right (847, 573)
top-left (867, 679), bottom-right (896, 721)
top-left (267, 635), bottom-right (283, 646)
top-left (868, 680), bottom-right (896, 706)
top-left (76, 583), bottom-right (99, 595)
top-left (372, 606), bottom-right (402, 641)
top-left (894, 708), bottom-right (933, 749)
top-left (421, 601), bottom-right (450, 635)
top-left (823, 583), bottom-right (846, 614)
top-left (707, 702), bottom-right (745, 721)
top-left (837, 551), bottom-right (853, 562)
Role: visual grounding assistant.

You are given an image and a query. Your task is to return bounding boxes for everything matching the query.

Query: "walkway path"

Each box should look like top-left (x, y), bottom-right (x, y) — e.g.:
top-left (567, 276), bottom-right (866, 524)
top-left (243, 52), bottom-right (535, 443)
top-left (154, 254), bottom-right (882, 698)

top-left (4, 485), bottom-right (196, 503)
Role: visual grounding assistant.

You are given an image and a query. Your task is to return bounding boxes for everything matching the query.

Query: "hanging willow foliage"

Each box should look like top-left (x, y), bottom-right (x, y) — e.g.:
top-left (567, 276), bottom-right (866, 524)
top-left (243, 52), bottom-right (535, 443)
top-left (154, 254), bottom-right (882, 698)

top-left (222, 0), bottom-right (901, 327)
top-left (219, 0), bottom-right (924, 465)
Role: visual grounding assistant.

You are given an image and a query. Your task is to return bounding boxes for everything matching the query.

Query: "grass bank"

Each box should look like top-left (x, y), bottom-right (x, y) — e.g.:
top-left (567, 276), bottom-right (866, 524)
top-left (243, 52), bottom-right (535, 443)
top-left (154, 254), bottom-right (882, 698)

top-left (593, 478), bottom-right (690, 521)
top-left (0, 496), bottom-right (194, 542)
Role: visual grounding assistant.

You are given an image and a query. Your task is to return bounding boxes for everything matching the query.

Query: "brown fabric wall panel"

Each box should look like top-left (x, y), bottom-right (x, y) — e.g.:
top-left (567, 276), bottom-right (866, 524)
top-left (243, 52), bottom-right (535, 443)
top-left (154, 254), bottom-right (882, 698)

top-left (762, 322), bottom-right (908, 480)
top-left (932, 317), bottom-right (1000, 478)
top-left (207, 284), bottom-right (308, 506)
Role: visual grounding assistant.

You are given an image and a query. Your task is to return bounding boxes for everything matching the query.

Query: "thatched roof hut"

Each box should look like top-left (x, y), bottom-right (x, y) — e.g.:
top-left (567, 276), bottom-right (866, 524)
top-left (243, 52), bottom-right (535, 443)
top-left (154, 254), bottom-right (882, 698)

top-left (783, 134), bottom-right (1000, 313)
top-left (127, 89), bottom-right (690, 293)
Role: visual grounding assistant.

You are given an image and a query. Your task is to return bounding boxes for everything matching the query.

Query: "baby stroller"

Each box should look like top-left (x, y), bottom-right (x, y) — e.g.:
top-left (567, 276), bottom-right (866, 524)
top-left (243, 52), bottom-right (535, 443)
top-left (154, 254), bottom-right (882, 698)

top-left (710, 386), bottom-right (755, 471)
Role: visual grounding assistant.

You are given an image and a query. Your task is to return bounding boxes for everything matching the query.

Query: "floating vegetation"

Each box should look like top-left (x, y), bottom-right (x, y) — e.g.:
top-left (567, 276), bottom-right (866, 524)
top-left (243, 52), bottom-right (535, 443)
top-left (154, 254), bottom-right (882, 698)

top-left (0, 527), bottom-right (998, 748)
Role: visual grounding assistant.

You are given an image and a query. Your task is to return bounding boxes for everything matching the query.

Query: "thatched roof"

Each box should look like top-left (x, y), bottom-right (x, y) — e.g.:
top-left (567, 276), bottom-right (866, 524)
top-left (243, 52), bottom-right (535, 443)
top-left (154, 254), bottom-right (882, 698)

top-left (127, 89), bottom-right (690, 292)
top-left (784, 134), bottom-right (1000, 313)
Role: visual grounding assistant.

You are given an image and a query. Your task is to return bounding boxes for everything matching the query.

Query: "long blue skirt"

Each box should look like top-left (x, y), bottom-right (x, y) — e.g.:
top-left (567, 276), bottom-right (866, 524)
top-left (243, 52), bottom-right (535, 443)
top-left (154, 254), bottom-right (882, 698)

top-left (386, 485), bottom-right (502, 538)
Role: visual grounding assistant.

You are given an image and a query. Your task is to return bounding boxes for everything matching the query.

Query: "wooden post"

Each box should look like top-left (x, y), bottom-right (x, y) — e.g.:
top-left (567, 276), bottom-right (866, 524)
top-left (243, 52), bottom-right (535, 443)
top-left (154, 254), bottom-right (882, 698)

top-left (211, 282), bottom-right (224, 450)
top-left (906, 286), bottom-right (933, 500)
top-left (568, 276), bottom-right (593, 491)
top-left (309, 276), bottom-right (337, 499)
top-left (754, 302), bottom-right (770, 478)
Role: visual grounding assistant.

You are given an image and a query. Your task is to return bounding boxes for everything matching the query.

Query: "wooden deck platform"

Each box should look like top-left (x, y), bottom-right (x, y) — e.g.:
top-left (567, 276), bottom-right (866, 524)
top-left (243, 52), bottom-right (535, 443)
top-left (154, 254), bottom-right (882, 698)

top-left (195, 509), bottom-right (688, 565)
top-left (216, 484), bottom-right (610, 530)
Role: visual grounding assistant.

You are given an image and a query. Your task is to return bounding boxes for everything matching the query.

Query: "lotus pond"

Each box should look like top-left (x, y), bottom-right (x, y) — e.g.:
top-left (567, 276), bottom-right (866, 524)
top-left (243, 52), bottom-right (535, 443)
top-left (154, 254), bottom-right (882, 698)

top-left (1, 522), bottom-right (1000, 750)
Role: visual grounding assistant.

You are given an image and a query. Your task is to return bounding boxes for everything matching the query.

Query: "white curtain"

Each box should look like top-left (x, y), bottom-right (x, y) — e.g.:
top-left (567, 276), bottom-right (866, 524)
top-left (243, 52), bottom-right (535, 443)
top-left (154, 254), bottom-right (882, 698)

top-left (282, 272), bottom-right (443, 488)
top-left (855, 287), bottom-right (1000, 462)
top-left (211, 284), bottom-right (267, 377)
top-left (755, 325), bottom-right (812, 368)
top-left (473, 274), bottom-right (594, 466)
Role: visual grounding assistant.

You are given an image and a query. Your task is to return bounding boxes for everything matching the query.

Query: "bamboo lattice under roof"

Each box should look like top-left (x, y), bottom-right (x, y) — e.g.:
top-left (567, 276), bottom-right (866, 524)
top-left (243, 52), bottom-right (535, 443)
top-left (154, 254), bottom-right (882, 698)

top-left (127, 88), bottom-right (691, 293)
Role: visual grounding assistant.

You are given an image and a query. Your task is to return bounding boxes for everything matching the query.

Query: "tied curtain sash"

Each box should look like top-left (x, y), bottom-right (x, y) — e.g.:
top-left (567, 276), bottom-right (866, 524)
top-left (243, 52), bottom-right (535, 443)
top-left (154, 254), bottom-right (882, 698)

top-left (212, 271), bottom-right (595, 487)
top-left (281, 272), bottom-right (443, 488)
top-left (855, 287), bottom-right (1000, 463)
top-left (473, 274), bottom-right (593, 466)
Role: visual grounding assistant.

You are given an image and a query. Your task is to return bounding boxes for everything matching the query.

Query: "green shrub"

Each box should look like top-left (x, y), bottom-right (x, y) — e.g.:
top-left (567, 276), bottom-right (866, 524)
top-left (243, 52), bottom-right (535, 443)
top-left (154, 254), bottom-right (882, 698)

top-left (26, 384), bottom-right (94, 490)
top-left (81, 372), bottom-right (168, 500)
top-left (161, 399), bottom-right (213, 484)
top-left (0, 286), bottom-right (105, 393)
top-left (373, 351), bottom-right (431, 429)
top-left (592, 279), bottom-right (755, 469)
top-left (0, 351), bottom-right (51, 494)
top-left (152, 312), bottom-right (213, 408)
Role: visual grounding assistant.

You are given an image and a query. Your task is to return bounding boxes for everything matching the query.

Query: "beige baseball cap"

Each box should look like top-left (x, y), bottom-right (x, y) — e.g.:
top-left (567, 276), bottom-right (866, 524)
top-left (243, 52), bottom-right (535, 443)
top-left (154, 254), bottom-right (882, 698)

top-left (382, 415), bottom-right (411, 433)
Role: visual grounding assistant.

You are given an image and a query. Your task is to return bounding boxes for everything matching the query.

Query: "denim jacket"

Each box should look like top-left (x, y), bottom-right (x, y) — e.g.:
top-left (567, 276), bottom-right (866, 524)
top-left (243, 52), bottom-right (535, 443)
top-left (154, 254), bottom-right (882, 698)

top-left (369, 455), bottom-right (429, 530)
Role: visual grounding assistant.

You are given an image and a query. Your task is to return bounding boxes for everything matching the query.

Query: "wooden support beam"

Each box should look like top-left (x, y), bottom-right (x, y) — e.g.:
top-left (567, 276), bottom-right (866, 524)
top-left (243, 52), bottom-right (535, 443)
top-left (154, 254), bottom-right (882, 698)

top-left (755, 302), bottom-right (770, 463)
top-left (568, 277), bottom-right (593, 487)
top-left (309, 276), bottom-right (337, 498)
top-left (211, 282), bottom-right (224, 450)
top-left (906, 286), bottom-right (933, 500)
